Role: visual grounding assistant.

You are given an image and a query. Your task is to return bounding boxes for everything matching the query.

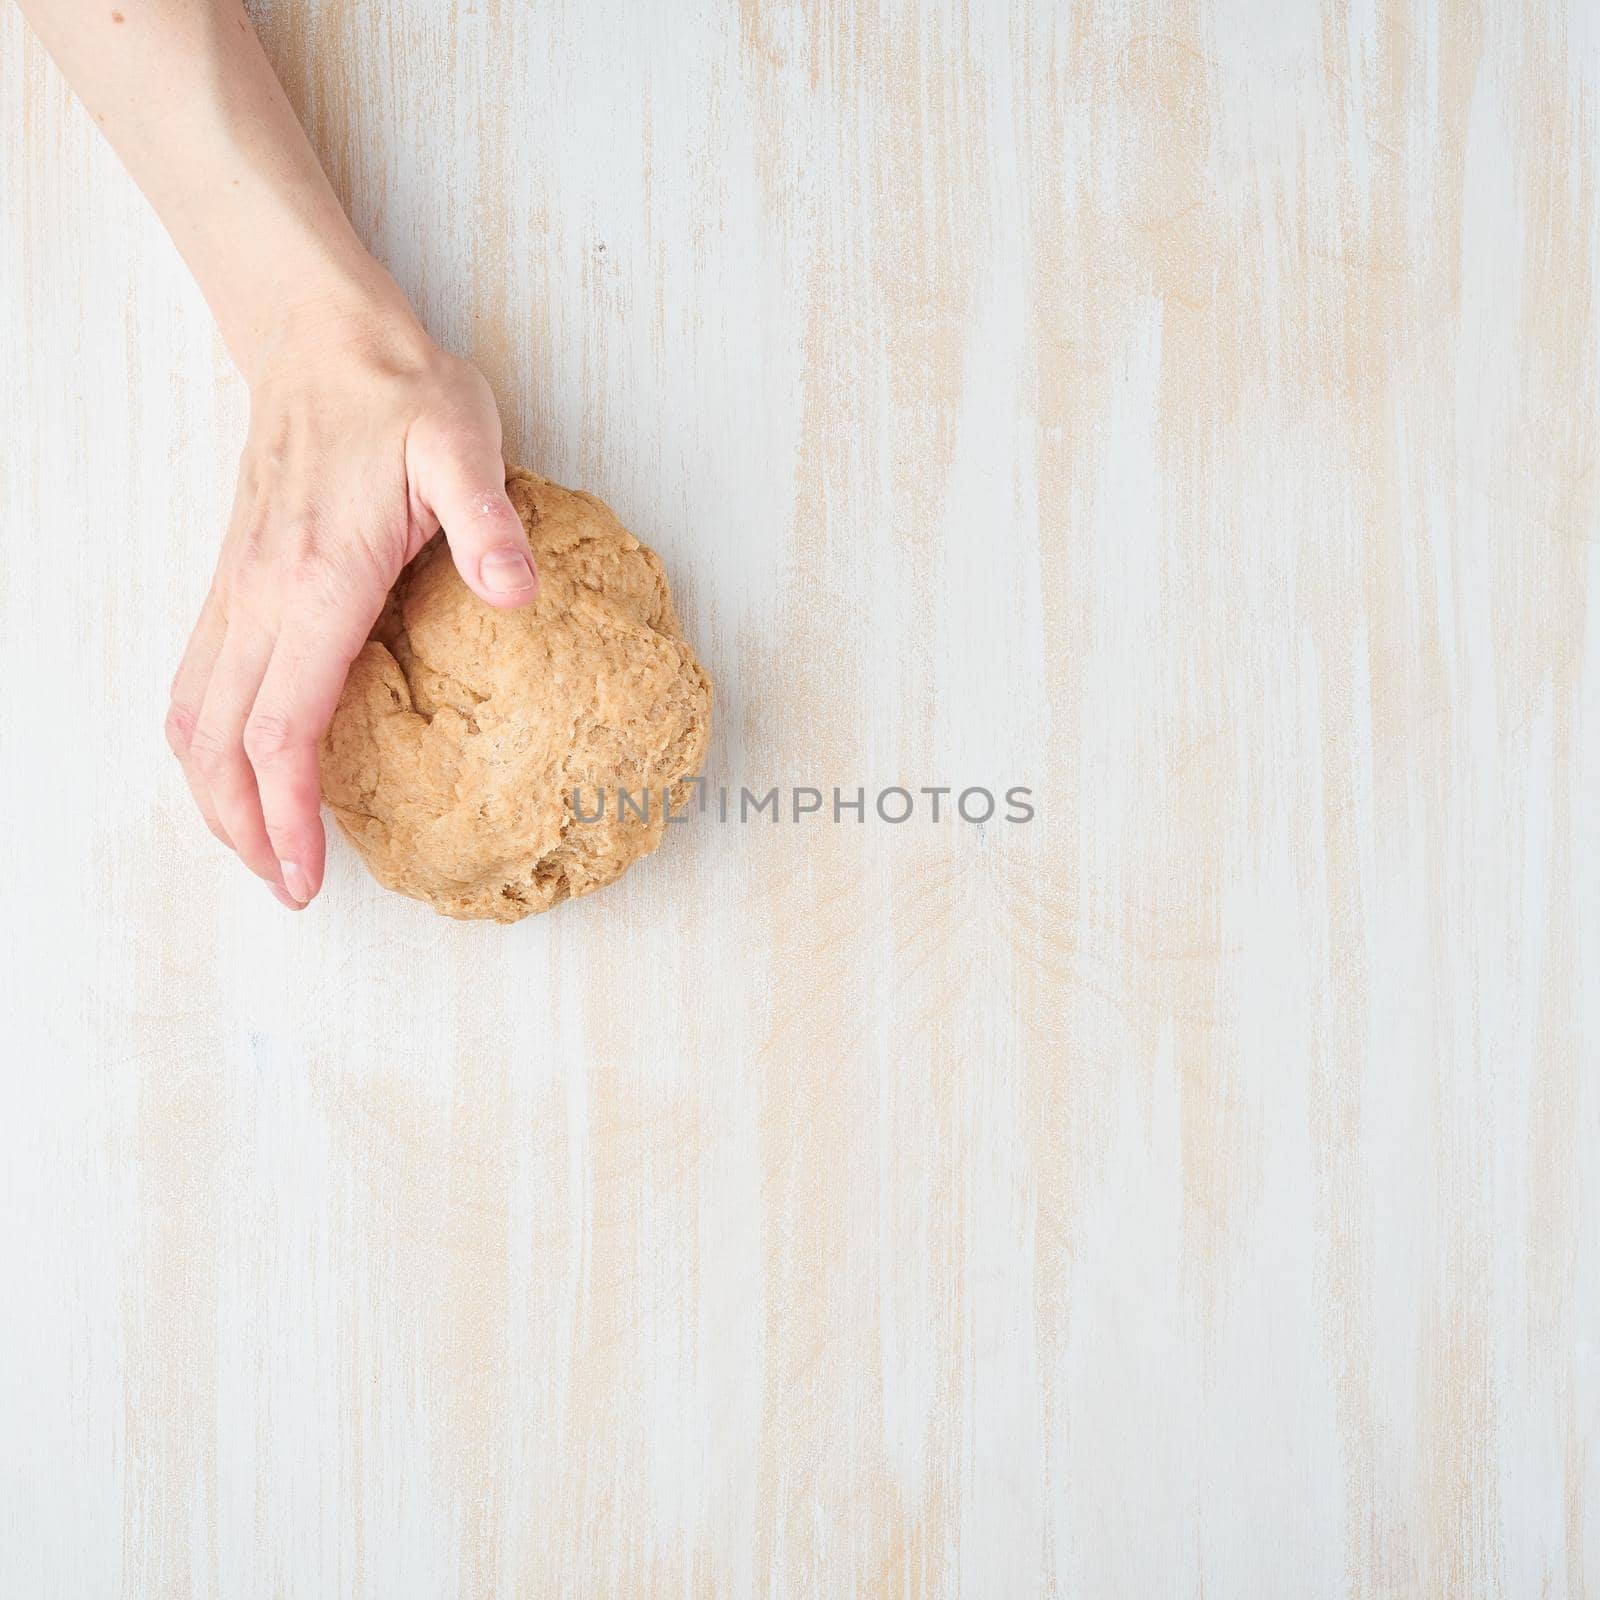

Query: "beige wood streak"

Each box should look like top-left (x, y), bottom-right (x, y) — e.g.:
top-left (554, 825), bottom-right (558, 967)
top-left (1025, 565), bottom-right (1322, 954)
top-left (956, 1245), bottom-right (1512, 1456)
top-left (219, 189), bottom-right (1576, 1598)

top-left (0, 0), bottom-right (1597, 1595)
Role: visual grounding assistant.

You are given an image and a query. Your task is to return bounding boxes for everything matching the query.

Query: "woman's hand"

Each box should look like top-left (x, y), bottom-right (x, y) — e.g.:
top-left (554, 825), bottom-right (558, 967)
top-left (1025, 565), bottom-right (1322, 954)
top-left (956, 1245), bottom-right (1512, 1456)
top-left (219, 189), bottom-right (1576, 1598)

top-left (15, 0), bottom-right (542, 907)
top-left (164, 310), bottom-right (539, 909)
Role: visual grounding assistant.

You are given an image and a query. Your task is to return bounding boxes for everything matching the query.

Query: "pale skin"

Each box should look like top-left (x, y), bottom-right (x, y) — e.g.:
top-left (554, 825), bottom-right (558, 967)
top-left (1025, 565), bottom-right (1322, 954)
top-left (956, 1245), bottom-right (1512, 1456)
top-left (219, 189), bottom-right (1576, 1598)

top-left (16, 0), bottom-right (540, 909)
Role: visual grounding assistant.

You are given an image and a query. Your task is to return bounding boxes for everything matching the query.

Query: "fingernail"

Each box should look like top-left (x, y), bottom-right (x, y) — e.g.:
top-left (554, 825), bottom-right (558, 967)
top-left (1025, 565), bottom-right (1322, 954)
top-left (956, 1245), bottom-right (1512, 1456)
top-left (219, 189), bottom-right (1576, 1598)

top-left (480, 548), bottom-right (536, 593)
top-left (279, 861), bottom-right (311, 905)
top-left (270, 885), bottom-right (303, 912)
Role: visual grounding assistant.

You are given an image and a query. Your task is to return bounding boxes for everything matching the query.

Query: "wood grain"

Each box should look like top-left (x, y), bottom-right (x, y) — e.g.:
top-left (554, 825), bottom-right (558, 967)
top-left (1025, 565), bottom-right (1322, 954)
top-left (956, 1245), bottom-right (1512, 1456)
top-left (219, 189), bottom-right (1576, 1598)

top-left (1, 1), bottom-right (1597, 1595)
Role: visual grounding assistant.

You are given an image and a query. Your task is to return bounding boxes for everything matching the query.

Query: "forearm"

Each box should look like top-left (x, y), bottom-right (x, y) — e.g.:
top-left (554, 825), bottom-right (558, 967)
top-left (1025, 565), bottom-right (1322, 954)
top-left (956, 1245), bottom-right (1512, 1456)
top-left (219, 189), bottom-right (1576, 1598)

top-left (16, 0), bottom-right (418, 378)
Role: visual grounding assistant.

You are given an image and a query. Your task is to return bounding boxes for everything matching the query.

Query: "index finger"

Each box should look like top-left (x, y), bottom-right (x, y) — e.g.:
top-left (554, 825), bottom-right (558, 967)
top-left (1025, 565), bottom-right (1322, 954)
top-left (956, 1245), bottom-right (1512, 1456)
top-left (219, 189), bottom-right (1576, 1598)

top-left (242, 601), bottom-right (380, 906)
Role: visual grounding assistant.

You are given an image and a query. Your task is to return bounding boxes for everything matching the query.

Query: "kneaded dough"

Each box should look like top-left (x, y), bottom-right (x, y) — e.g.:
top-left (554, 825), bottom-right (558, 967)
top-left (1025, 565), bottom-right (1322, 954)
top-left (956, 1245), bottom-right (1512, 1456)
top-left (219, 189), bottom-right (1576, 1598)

top-left (321, 469), bottom-right (711, 922)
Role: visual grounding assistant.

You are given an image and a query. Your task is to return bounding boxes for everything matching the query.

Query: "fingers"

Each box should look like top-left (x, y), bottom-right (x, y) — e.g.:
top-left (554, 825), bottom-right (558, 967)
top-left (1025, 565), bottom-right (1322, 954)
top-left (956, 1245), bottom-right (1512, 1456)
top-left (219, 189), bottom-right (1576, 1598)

top-left (166, 596), bottom-right (230, 847)
top-left (244, 599), bottom-right (381, 907)
top-left (190, 616), bottom-right (281, 891)
top-left (167, 559), bottom-right (386, 911)
top-left (414, 424), bottom-right (539, 609)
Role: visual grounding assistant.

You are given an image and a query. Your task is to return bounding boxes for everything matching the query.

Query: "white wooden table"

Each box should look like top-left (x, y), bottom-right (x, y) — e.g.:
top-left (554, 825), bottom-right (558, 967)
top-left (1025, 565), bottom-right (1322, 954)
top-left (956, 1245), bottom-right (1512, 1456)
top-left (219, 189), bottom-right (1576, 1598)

top-left (2, 1), bottom-right (1597, 1594)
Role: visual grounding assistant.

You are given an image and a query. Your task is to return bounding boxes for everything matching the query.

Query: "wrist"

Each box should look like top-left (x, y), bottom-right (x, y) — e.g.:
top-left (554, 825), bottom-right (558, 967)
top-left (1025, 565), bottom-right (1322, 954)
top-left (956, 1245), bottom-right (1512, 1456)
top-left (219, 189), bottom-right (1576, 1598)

top-left (228, 250), bottom-right (435, 391)
top-left (238, 276), bottom-right (435, 392)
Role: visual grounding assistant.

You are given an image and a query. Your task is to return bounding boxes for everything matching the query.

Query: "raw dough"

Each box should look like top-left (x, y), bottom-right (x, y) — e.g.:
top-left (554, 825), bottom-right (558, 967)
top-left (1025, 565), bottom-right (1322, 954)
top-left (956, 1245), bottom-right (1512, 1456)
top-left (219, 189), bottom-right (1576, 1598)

top-left (321, 469), bottom-right (711, 922)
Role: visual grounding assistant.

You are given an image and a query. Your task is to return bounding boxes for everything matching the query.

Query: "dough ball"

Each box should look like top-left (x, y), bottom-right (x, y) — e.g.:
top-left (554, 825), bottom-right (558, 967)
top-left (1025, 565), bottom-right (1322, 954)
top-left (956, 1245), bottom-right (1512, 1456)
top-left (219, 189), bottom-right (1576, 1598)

top-left (321, 469), bottom-right (711, 922)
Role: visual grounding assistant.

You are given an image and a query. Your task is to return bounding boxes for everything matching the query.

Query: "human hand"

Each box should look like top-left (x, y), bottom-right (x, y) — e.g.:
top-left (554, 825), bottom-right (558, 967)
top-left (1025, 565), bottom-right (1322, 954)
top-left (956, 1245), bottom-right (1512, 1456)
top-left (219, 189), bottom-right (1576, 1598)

top-left (164, 311), bottom-right (539, 910)
top-left (16, 0), bottom-right (542, 908)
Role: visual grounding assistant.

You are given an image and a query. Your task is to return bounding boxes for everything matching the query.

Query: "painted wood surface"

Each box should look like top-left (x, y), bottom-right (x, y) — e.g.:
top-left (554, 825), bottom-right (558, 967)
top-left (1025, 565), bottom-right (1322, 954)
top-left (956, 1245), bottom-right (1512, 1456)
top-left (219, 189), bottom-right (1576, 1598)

top-left (2, 1), bottom-right (1597, 1594)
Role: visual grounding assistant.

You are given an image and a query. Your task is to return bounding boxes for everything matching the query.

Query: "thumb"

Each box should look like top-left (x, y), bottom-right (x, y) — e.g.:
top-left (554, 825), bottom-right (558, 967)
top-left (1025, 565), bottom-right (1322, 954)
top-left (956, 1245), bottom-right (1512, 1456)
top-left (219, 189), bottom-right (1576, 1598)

top-left (417, 436), bottom-right (539, 609)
